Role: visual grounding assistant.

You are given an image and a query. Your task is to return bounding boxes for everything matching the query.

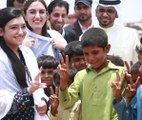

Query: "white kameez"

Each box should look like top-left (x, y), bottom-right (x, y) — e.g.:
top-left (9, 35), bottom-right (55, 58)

top-left (101, 24), bottom-right (140, 63)
top-left (0, 46), bottom-right (49, 120)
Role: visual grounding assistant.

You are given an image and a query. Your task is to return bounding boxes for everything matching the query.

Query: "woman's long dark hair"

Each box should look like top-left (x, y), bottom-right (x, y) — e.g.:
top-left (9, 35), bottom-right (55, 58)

top-left (0, 7), bottom-right (27, 88)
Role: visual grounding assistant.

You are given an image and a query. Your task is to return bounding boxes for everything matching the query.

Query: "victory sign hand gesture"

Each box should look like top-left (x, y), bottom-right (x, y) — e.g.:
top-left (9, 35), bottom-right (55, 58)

top-left (111, 70), bottom-right (125, 102)
top-left (58, 53), bottom-right (69, 91)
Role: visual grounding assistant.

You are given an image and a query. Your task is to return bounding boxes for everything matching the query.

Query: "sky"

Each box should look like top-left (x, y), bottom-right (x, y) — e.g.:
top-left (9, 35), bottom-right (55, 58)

top-left (0, 0), bottom-right (142, 23)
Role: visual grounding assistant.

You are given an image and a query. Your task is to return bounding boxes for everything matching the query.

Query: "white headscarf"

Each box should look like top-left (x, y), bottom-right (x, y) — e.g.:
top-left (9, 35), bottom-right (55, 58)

top-left (96, 2), bottom-right (122, 24)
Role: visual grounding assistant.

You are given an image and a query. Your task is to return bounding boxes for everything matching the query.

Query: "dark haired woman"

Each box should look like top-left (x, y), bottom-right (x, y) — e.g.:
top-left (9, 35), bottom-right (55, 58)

top-left (23, 0), bottom-right (67, 61)
top-left (0, 7), bottom-right (49, 120)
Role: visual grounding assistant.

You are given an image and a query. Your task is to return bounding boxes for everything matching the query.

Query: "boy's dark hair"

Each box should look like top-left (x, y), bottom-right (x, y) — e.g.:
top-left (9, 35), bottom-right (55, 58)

top-left (107, 55), bottom-right (124, 67)
top-left (7, 0), bottom-right (26, 7)
top-left (53, 69), bottom-right (60, 86)
top-left (130, 61), bottom-right (141, 75)
top-left (64, 41), bottom-right (83, 62)
top-left (130, 62), bottom-right (142, 84)
top-left (37, 55), bottom-right (59, 69)
top-left (81, 28), bottom-right (108, 49)
top-left (47, 0), bottom-right (69, 15)
top-left (68, 66), bottom-right (77, 84)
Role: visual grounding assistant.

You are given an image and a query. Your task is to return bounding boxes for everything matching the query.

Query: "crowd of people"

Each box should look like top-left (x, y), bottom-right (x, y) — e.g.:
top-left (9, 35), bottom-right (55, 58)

top-left (0, 0), bottom-right (141, 120)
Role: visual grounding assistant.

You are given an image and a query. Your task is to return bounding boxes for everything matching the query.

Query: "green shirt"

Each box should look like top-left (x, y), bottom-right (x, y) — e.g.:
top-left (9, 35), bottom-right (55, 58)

top-left (59, 61), bottom-right (125, 120)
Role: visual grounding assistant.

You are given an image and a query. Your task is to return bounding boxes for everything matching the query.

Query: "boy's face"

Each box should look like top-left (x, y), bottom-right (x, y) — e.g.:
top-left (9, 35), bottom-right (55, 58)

top-left (40, 68), bottom-right (54, 86)
top-left (70, 55), bottom-right (87, 71)
top-left (83, 44), bottom-right (110, 71)
top-left (131, 72), bottom-right (142, 83)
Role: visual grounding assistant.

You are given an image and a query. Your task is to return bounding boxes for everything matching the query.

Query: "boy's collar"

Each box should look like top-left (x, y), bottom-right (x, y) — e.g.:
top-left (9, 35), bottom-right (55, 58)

top-left (86, 60), bottom-right (121, 73)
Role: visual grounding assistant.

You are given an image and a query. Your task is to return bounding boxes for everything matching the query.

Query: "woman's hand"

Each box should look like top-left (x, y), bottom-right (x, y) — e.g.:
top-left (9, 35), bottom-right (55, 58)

top-left (27, 67), bottom-right (46, 95)
top-left (51, 39), bottom-right (67, 50)
top-left (23, 37), bottom-right (35, 48)
top-left (35, 100), bottom-right (48, 116)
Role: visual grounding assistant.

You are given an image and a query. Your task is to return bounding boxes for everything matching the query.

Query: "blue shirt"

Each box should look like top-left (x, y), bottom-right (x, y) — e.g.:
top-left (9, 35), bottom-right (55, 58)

top-left (113, 85), bottom-right (142, 120)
